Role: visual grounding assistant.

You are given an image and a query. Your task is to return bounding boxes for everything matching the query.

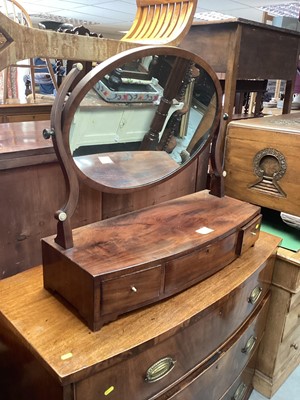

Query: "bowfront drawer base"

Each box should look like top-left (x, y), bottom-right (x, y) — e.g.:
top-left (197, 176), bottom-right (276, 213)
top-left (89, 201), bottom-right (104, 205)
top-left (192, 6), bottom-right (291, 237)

top-left (0, 232), bottom-right (280, 400)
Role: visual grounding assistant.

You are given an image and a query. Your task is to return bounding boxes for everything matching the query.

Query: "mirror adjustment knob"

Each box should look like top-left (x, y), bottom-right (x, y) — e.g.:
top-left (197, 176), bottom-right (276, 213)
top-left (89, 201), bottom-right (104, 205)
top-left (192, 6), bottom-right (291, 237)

top-left (56, 211), bottom-right (67, 222)
top-left (43, 128), bottom-right (55, 140)
top-left (223, 113), bottom-right (229, 120)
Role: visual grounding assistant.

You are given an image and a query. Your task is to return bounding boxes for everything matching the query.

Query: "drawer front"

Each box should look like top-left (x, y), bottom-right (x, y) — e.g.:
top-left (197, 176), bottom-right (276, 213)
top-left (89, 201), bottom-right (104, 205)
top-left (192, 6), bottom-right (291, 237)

top-left (275, 322), bottom-right (300, 374)
top-left (101, 265), bottom-right (162, 315)
top-left (236, 214), bottom-right (262, 256)
top-left (282, 301), bottom-right (300, 341)
top-left (290, 289), bottom-right (300, 310)
top-left (75, 262), bottom-right (273, 400)
top-left (165, 233), bottom-right (237, 294)
top-left (219, 360), bottom-right (255, 400)
top-left (168, 296), bottom-right (269, 400)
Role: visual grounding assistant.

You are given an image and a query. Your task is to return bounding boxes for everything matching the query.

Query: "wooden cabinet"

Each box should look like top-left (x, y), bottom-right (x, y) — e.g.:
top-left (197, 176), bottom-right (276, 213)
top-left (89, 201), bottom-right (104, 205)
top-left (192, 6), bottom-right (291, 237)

top-left (0, 232), bottom-right (280, 399)
top-left (253, 247), bottom-right (300, 397)
top-left (224, 112), bottom-right (300, 217)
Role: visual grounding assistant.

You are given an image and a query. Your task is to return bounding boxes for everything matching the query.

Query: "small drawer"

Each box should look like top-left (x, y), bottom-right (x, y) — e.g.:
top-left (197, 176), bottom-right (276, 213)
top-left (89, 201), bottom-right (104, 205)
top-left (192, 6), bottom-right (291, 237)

top-left (282, 301), bottom-right (300, 341)
top-left (236, 214), bottom-right (262, 256)
top-left (101, 265), bottom-right (162, 316)
top-left (290, 290), bottom-right (300, 310)
top-left (276, 322), bottom-right (300, 372)
top-left (165, 233), bottom-right (237, 294)
top-left (218, 349), bottom-right (257, 400)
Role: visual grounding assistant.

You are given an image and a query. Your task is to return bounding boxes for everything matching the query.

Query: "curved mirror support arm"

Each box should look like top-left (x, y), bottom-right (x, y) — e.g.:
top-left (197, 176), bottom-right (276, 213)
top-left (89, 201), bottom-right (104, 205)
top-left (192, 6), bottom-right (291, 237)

top-left (209, 118), bottom-right (224, 197)
top-left (49, 63), bottom-right (84, 249)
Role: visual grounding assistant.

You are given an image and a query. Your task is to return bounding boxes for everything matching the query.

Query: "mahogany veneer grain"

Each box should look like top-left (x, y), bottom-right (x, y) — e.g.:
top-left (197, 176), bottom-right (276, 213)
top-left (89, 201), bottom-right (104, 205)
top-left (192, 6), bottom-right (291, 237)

top-left (42, 190), bottom-right (261, 330)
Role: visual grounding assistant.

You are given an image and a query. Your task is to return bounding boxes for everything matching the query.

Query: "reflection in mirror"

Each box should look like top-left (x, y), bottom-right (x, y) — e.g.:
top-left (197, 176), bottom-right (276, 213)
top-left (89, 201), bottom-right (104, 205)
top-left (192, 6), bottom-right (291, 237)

top-left (65, 51), bottom-right (219, 190)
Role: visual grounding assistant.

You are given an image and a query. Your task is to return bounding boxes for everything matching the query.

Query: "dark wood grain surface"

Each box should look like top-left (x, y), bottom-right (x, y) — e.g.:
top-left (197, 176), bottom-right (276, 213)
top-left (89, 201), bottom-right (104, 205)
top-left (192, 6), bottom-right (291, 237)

top-left (43, 190), bottom-right (260, 276)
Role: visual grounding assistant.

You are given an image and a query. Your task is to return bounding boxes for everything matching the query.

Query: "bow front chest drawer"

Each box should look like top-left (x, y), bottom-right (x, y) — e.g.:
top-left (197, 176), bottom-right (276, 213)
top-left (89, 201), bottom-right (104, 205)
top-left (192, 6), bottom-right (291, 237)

top-left (0, 232), bottom-right (280, 400)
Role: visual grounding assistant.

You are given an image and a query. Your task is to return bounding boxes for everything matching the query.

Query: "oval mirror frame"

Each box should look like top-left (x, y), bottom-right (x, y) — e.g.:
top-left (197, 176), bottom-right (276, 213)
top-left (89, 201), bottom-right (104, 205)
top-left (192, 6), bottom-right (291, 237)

top-left (54, 45), bottom-right (223, 194)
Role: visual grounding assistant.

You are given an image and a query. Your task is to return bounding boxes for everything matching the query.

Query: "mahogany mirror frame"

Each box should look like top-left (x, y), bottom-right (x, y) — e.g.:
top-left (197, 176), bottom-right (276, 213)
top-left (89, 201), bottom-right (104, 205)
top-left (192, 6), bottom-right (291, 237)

top-left (47, 45), bottom-right (225, 249)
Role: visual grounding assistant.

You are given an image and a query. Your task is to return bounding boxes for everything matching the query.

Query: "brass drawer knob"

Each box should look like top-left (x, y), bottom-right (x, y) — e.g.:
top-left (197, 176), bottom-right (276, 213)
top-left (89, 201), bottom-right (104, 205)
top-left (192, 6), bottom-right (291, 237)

top-left (131, 286), bottom-right (138, 293)
top-left (232, 382), bottom-right (247, 400)
top-left (145, 357), bottom-right (176, 383)
top-left (248, 286), bottom-right (262, 305)
top-left (242, 335), bottom-right (257, 355)
top-left (290, 343), bottom-right (299, 350)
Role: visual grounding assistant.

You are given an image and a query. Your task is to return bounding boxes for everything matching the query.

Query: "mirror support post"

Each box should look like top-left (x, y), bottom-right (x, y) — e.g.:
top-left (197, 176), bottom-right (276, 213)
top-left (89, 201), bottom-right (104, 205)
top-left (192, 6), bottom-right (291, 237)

top-left (50, 64), bottom-right (84, 249)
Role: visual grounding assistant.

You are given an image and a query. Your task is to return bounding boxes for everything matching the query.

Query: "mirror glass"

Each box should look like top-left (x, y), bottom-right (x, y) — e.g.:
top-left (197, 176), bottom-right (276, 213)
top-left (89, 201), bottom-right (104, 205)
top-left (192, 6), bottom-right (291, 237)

top-left (65, 49), bottom-right (220, 191)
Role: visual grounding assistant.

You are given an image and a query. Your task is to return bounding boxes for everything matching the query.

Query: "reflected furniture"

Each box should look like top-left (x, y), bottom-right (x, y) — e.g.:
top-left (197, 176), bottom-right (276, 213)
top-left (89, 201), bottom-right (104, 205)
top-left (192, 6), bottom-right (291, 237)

top-left (180, 18), bottom-right (300, 155)
top-left (0, 232), bottom-right (280, 399)
top-left (224, 112), bottom-right (300, 217)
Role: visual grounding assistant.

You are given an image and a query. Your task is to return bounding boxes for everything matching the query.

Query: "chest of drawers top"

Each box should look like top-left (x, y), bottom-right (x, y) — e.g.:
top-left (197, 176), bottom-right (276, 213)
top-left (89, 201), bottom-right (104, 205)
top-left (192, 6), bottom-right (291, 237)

top-left (0, 232), bottom-right (280, 386)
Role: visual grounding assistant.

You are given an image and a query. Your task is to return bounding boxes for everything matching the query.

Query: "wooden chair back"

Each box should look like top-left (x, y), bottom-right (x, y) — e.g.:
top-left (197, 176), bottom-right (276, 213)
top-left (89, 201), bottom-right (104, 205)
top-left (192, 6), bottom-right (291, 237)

top-left (122, 0), bottom-right (198, 46)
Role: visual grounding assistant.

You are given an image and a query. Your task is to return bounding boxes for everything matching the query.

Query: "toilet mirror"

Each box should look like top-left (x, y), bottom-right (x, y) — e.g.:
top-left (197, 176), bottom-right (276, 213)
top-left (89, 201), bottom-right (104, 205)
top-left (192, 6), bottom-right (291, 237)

top-left (57, 46), bottom-right (222, 192)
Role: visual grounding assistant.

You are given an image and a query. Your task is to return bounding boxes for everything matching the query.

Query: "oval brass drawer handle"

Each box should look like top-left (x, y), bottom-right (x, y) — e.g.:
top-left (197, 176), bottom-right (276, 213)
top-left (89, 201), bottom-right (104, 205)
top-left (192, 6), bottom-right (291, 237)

top-left (145, 357), bottom-right (176, 383)
top-left (242, 335), bottom-right (257, 355)
top-left (248, 286), bottom-right (262, 305)
top-left (232, 382), bottom-right (247, 400)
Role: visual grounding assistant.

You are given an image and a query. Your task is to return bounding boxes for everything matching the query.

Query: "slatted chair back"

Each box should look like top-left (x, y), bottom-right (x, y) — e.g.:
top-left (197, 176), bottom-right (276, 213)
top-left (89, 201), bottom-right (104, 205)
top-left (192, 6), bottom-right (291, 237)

top-left (122, 0), bottom-right (198, 46)
top-left (1, 0), bottom-right (58, 102)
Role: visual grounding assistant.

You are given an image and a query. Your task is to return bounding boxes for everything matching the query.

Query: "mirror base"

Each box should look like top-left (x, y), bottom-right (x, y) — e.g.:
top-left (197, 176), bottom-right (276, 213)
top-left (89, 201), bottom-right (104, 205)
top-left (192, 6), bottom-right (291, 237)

top-left (42, 190), bottom-right (261, 331)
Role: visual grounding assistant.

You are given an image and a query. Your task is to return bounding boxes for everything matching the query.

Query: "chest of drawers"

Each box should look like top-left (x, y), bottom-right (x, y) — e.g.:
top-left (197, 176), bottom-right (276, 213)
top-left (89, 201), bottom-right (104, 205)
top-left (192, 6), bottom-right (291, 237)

top-left (0, 232), bottom-right (280, 400)
top-left (253, 247), bottom-right (300, 397)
